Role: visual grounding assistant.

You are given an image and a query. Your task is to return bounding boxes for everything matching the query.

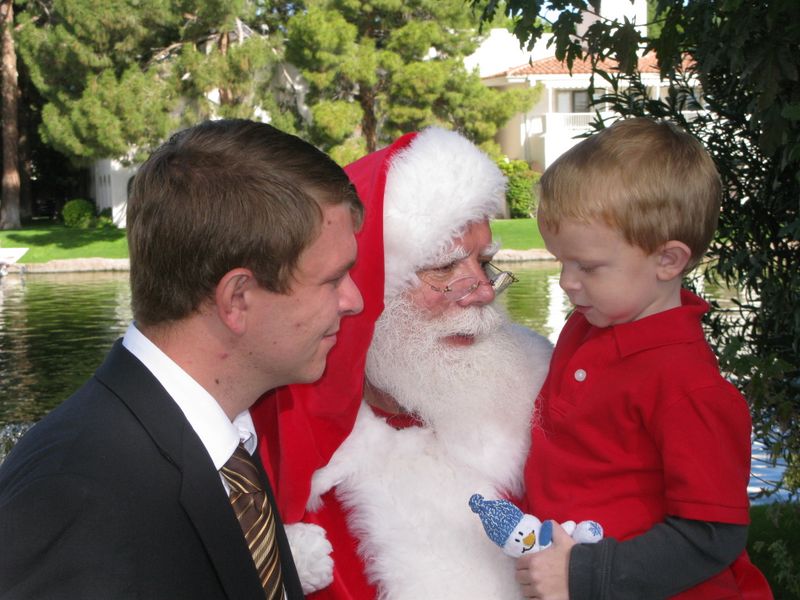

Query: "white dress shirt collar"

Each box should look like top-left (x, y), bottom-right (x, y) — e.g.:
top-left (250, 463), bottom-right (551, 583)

top-left (122, 323), bottom-right (257, 468)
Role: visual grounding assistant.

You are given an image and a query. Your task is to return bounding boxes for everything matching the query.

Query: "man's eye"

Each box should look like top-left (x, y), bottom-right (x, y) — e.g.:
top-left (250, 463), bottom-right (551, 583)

top-left (327, 273), bottom-right (347, 286)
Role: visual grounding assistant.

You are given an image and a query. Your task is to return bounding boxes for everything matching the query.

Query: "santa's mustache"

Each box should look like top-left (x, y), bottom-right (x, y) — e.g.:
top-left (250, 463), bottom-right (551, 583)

top-left (375, 294), bottom-right (504, 344)
top-left (426, 303), bottom-right (504, 340)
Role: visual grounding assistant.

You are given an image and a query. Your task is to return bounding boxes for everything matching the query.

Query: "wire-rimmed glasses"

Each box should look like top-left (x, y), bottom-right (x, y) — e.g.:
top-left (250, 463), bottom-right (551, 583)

top-left (420, 262), bottom-right (518, 302)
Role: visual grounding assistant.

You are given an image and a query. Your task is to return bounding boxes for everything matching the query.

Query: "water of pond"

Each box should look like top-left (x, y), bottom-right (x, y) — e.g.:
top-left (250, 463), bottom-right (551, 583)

top-left (0, 264), bottom-right (789, 501)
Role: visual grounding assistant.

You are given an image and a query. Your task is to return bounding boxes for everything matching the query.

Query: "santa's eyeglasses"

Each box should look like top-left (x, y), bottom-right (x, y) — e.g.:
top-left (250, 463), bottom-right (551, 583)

top-left (420, 262), bottom-right (518, 302)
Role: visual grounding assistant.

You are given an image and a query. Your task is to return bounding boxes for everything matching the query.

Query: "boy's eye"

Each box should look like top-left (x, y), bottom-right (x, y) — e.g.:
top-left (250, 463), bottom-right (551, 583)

top-left (578, 264), bottom-right (597, 273)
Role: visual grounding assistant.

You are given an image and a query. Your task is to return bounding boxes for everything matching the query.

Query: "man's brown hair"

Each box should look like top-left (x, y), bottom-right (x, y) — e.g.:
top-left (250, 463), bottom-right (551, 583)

top-left (538, 117), bottom-right (721, 270)
top-left (127, 119), bottom-right (363, 327)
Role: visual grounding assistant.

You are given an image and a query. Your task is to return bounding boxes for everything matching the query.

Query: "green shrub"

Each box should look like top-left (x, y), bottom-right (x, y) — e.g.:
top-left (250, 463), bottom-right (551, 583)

top-left (749, 502), bottom-right (800, 599)
top-left (96, 208), bottom-right (115, 229)
top-left (62, 199), bottom-right (96, 229)
top-left (498, 159), bottom-right (541, 218)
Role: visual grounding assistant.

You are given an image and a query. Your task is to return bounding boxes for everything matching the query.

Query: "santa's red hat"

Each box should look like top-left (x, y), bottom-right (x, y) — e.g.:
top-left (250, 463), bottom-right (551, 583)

top-left (251, 127), bottom-right (506, 522)
top-left (381, 126), bottom-right (506, 297)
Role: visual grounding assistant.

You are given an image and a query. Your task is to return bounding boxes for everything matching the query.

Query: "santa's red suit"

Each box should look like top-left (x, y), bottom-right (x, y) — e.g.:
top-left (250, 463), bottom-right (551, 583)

top-left (251, 128), bottom-right (552, 598)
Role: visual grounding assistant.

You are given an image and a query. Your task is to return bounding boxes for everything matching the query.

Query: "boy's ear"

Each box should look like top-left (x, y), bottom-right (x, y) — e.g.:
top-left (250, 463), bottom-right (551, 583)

top-left (656, 241), bottom-right (692, 281)
top-left (214, 268), bottom-right (256, 335)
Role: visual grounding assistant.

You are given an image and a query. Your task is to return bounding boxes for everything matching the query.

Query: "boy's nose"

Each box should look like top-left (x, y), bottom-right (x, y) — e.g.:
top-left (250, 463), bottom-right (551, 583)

top-left (559, 268), bottom-right (580, 292)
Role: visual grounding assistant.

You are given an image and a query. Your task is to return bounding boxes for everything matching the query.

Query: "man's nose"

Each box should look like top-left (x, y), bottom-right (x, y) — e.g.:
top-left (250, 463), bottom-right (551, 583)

top-left (339, 273), bottom-right (364, 316)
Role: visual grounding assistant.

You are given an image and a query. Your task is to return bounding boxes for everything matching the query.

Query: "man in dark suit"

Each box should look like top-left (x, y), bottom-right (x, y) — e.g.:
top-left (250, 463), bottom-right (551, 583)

top-left (0, 119), bottom-right (364, 599)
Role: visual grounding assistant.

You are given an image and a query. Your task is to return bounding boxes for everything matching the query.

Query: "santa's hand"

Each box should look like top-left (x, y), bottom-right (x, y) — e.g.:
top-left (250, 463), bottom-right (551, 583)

top-left (515, 521), bottom-right (575, 600)
top-left (285, 522), bottom-right (334, 594)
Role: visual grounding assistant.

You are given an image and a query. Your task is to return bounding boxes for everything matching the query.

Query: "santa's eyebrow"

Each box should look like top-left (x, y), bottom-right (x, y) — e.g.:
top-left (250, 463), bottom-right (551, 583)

top-left (435, 246), bottom-right (470, 264)
top-left (480, 241), bottom-right (500, 259)
top-left (432, 240), bottom-right (500, 266)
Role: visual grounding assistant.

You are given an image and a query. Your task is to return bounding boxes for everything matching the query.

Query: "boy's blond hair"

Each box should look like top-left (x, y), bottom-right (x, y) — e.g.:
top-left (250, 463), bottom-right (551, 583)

top-left (538, 117), bottom-right (721, 270)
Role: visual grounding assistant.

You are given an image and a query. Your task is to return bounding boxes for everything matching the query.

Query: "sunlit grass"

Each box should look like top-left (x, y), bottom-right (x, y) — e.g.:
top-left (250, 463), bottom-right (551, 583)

top-left (0, 221), bottom-right (128, 263)
top-left (490, 218), bottom-right (544, 250)
top-left (0, 218), bottom-right (543, 264)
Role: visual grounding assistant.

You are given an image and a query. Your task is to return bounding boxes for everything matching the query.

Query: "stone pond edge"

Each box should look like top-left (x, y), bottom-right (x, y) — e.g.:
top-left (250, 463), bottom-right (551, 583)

top-left (3, 249), bottom-right (554, 275)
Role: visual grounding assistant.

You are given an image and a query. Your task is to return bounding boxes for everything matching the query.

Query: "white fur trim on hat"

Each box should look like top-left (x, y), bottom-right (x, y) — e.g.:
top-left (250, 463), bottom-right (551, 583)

top-left (382, 127), bottom-right (506, 298)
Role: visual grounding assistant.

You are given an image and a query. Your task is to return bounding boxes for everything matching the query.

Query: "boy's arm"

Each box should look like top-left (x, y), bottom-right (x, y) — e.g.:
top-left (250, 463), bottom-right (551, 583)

top-left (568, 517), bottom-right (747, 599)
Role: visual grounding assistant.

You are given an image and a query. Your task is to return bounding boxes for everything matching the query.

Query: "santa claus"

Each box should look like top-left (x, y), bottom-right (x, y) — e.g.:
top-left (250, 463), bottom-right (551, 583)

top-left (252, 127), bottom-right (552, 599)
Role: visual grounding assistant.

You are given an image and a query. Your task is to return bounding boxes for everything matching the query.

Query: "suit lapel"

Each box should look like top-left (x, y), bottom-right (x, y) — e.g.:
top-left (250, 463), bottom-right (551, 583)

top-left (177, 430), bottom-right (268, 599)
top-left (95, 341), bottom-right (266, 599)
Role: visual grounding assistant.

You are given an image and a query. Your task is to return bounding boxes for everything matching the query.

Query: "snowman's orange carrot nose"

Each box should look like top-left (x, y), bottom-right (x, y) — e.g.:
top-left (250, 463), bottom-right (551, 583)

top-left (522, 531), bottom-right (536, 547)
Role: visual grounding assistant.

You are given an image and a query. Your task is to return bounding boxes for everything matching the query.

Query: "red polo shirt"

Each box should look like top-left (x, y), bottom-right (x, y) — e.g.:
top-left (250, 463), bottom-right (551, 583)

top-left (524, 289), bottom-right (771, 598)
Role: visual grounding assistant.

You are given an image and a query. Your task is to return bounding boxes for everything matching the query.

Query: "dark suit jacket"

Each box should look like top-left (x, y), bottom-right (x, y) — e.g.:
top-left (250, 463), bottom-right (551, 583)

top-left (0, 340), bottom-right (303, 599)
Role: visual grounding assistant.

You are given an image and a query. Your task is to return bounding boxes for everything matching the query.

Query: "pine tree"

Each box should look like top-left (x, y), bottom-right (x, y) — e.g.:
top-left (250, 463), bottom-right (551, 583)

top-left (17, 0), bottom-right (297, 164)
top-left (285, 0), bottom-right (538, 162)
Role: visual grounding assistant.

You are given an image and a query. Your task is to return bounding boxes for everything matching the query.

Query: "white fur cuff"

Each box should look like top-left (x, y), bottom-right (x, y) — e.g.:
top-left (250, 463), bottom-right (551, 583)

top-left (285, 522), bottom-right (334, 594)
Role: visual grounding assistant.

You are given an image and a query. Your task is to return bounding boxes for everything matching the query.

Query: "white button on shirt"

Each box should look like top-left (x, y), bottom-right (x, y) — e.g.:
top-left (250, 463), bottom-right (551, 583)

top-left (122, 323), bottom-right (257, 494)
top-left (574, 368), bottom-right (587, 382)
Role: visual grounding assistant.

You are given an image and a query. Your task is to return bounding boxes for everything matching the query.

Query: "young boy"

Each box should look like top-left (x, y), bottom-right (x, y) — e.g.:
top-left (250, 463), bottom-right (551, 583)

top-left (518, 118), bottom-right (773, 599)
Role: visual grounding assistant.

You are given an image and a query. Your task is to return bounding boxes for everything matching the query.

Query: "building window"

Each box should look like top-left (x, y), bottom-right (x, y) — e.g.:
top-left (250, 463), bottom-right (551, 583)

top-left (555, 90), bottom-right (591, 113)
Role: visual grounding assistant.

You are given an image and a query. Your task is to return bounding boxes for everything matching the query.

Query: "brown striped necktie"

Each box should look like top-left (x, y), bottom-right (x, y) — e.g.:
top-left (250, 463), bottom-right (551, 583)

top-left (221, 444), bottom-right (283, 599)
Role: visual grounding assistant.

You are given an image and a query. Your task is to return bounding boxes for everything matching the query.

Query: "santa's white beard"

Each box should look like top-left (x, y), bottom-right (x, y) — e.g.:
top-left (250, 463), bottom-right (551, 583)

top-left (302, 295), bottom-right (551, 599)
top-left (365, 293), bottom-right (536, 482)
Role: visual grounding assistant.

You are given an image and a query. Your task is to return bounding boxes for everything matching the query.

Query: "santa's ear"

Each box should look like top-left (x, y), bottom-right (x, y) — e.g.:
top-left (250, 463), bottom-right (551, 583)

top-left (656, 241), bottom-right (692, 281)
top-left (214, 268), bottom-right (256, 335)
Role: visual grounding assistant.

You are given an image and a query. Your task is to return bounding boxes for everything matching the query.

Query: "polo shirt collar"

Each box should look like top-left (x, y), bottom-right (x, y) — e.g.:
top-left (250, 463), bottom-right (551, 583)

top-left (611, 289), bottom-right (709, 357)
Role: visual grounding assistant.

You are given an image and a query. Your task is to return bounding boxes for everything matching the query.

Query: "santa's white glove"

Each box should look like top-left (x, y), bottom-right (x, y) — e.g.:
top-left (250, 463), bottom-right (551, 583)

top-left (285, 522), bottom-right (334, 594)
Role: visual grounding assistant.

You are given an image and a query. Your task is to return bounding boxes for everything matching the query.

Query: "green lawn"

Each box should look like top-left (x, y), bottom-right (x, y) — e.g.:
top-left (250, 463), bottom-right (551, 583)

top-left (0, 219), bottom-right (544, 264)
top-left (490, 218), bottom-right (544, 250)
top-left (0, 221), bottom-right (128, 263)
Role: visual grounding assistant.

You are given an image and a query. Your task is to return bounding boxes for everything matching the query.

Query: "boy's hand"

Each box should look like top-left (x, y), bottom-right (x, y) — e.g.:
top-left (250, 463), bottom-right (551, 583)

top-left (515, 521), bottom-right (575, 599)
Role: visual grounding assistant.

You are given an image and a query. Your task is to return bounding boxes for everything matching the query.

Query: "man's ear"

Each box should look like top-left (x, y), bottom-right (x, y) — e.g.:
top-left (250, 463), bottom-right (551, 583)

top-left (214, 268), bottom-right (256, 335)
top-left (656, 240), bottom-right (692, 281)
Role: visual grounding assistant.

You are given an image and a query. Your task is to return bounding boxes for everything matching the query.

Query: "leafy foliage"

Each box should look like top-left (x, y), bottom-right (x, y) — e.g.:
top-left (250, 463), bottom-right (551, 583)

top-left (17, 0), bottom-right (181, 163)
top-left (286, 0), bottom-right (540, 154)
top-left (61, 198), bottom-right (95, 228)
top-left (16, 1), bottom-right (297, 164)
top-left (469, 1), bottom-right (800, 500)
top-left (15, 0), bottom-right (536, 167)
top-left (750, 502), bottom-right (800, 599)
top-left (498, 160), bottom-right (540, 219)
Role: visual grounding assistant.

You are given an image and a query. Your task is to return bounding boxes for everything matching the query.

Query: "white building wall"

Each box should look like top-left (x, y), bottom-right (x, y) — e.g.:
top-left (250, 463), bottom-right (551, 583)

top-left (91, 159), bottom-right (137, 228)
top-left (466, 0), bottom-right (651, 171)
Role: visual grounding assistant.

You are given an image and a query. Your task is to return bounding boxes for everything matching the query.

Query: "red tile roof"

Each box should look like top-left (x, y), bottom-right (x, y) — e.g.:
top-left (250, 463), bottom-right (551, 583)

top-left (485, 50), bottom-right (685, 78)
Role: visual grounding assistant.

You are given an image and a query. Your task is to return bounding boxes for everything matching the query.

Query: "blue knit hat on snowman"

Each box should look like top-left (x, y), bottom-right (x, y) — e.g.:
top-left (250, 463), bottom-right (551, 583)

top-left (468, 493), bottom-right (543, 548)
top-left (469, 493), bottom-right (603, 558)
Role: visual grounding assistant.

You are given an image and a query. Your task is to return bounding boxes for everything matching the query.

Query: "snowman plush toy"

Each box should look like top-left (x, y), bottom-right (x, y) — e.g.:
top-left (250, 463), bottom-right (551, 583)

top-left (469, 494), bottom-right (604, 557)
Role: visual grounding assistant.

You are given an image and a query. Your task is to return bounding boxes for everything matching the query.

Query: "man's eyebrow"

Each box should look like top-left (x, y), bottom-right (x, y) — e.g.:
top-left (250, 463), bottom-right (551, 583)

top-left (333, 258), bottom-right (357, 278)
